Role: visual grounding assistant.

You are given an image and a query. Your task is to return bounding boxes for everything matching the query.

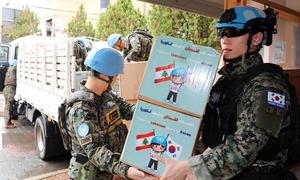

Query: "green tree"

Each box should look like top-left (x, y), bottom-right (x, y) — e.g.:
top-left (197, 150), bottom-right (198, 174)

top-left (148, 5), bottom-right (220, 50)
top-left (67, 4), bottom-right (95, 37)
top-left (6, 8), bottom-right (39, 41)
top-left (96, 0), bottom-right (146, 40)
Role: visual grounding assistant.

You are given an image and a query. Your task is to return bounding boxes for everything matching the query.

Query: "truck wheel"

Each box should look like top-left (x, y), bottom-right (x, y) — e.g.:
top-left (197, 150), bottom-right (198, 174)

top-left (34, 115), bottom-right (69, 159)
top-left (34, 116), bottom-right (48, 159)
top-left (11, 101), bottom-right (19, 119)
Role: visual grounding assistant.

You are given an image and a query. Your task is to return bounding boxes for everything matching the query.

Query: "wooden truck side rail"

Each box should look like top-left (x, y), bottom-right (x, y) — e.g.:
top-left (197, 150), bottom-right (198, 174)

top-left (16, 36), bottom-right (78, 122)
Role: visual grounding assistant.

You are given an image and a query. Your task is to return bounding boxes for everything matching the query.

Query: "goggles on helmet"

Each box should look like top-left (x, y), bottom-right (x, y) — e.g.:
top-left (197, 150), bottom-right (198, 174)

top-left (217, 27), bottom-right (248, 38)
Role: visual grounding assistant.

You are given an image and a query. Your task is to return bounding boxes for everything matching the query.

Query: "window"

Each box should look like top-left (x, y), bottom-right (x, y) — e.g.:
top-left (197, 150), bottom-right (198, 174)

top-left (0, 45), bottom-right (9, 62)
top-left (100, 0), bottom-right (109, 9)
top-left (46, 19), bottom-right (53, 37)
top-left (14, 46), bottom-right (18, 60)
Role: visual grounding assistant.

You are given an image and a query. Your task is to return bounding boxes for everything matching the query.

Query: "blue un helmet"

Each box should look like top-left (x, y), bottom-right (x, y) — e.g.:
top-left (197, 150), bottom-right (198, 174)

top-left (151, 136), bottom-right (167, 148)
top-left (107, 33), bottom-right (122, 48)
top-left (216, 6), bottom-right (278, 46)
top-left (171, 68), bottom-right (187, 81)
top-left (84, 47), bottom-right (124, 76)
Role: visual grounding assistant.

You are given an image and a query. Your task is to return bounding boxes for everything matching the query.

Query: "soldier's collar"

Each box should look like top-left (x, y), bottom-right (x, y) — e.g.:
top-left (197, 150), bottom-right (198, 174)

top-left (219, 53), bottom-right (263, 79)
top-left (81, 86), bottom-right (102, 100)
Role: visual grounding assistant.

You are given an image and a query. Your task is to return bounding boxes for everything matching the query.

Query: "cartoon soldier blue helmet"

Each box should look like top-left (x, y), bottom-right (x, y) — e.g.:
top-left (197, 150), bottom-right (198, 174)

top-left (84, 47), bottom-right (124, 76)
top-left (170, 68), bottom-right (187, 79)
top-left (216, 6), bottom-right (277, 46)
top-left (151, 136), bottom-right (167, 148)
top-left (107, 33), bottom-right (122, 48)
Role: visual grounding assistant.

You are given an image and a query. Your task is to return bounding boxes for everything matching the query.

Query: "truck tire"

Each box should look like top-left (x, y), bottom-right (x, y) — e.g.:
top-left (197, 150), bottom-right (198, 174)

top-left (34, 116), bottom-right (48, 159)
top-left (11, 101), bottom-right (19, 119)
top-left (34, 115), bottom-right (69, 160)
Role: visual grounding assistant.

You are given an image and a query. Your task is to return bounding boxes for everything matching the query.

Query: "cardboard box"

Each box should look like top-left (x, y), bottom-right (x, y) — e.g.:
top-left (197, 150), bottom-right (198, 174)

top-left (119, 62), bottom-right (147, 103)
top-left (121, 36), bottom-right (220, 176)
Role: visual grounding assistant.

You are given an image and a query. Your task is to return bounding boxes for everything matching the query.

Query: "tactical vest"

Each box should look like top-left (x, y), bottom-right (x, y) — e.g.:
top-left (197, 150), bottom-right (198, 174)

top-left (58, 90), bottom-right (95, 150)
top-left (58, 90), bottom-right (129, 152)
top-left (202, 63), bottom-right (300, 164)
top-left (4, 66), bottom-right (16, 86)
top-left (124, 30), bottom-right (153, 62)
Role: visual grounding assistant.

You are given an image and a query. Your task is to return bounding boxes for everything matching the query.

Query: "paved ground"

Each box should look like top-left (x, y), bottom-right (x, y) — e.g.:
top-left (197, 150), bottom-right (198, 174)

top-left (0, 94), bottom-right (69, 180)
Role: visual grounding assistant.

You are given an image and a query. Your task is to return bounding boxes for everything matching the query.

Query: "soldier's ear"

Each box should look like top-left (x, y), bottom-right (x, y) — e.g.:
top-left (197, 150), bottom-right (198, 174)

top-left (252, 32), bottom-right (264, 45)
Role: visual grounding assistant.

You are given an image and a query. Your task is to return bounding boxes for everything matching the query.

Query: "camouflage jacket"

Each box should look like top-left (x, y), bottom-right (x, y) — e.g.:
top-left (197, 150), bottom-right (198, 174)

top-left (124, 31), bottom-right (152, 62)
top-left (189, 53), bottom-right (292, 179)
top-left (66, 87), bottom-right (135, 180)
top-left (4, 66), bottom-right (17, 86)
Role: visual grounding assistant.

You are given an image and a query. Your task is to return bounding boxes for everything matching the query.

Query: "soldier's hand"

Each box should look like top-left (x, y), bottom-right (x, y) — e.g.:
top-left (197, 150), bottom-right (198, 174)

top-left (185, 172), bottom-right (197, 180)
top-left (158, 156), bottom-right (192, 180)
top-left (128, 167), bottom-right (159, 180)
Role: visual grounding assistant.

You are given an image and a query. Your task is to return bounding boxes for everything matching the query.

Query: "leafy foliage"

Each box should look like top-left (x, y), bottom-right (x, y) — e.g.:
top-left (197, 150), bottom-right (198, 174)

top-left (147, 5), bottom-right (220, 50)
top-left (6, 8), bottom-right (39, 41)
top-left (67, 4), bottom-right (95, 37)
top-left (96, 0), bottom-right (146, 40)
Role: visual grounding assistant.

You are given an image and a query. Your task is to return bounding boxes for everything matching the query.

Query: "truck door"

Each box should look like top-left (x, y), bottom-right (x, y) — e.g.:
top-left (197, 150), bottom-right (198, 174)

top-left (0, 44), bottom-right (10, 91)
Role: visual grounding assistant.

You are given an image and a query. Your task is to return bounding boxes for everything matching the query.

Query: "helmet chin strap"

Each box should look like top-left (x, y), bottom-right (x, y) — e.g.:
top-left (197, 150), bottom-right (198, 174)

top-left (93, 71), bottom-right (114, 93)
top-left (223, 32), bottom-right (257, 64)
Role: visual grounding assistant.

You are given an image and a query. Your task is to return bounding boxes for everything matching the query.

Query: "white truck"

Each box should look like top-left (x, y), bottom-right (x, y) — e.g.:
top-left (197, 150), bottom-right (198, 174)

top-left (2, 35), bottom-right (103, 159)
top-left (0, 35), bottom-right (145, 160)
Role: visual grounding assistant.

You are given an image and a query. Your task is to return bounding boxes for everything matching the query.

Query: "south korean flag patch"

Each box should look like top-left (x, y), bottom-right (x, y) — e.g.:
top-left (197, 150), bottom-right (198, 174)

top-left (267, 91), bottom-right (285, 109)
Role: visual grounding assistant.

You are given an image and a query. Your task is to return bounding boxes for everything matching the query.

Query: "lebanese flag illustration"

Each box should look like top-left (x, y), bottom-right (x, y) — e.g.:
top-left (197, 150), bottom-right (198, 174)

top-left (136, 131), bottom-right (155, 151)
top-left (154, 63), bottom-right (175, 83)
top-left (166, 136), bottom-right (182, 160)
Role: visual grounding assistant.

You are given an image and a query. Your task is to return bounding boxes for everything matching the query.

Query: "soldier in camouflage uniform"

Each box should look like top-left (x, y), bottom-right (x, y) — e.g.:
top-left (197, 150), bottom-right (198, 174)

top-left (159, 6), bottom-right (297, 180)
top-left (123, 29), bottom-right (153, 62)
top-left (3, 59), bottom-right (17, 129)
top-left (65, 47), bottom-right (157, 180)
top-left (107, 33), bottom-right (126, 52)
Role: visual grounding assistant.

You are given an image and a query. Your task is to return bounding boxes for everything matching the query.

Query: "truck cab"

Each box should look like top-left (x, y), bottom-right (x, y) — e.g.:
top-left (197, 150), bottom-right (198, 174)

top-left (0, 43), bottom-right (10, 91)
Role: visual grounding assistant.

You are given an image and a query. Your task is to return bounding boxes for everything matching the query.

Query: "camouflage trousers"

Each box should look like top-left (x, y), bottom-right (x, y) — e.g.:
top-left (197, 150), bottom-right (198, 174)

top-left (68, 156), bottom-right (113, 180)
top-left (3, 85), bottom-right (16, 124)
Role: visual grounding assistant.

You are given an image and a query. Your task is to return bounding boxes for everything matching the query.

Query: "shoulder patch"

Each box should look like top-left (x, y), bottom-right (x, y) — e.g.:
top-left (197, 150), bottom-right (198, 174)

top-left (80, 134), bottom-right (92, 146)
top-left (77, 123), bottom-right (89, 137)
top-left (255, 90), bottom-right (287, 137)
top-left (267, 91), bottom-right (285, 109)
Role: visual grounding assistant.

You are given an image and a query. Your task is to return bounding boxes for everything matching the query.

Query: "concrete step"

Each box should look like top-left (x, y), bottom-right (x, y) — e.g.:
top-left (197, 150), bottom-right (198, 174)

top-left (23, 169), bottom-right (68, 180)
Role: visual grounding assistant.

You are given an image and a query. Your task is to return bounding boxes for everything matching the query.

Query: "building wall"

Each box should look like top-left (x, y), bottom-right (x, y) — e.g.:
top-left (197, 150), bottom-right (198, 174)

top-left (0, 0), bottom-right (151, 39)
top-left (0, 7), bottom-right (20, 43)
top-left (247, 0), bottom-right (300, 69)
top-left (31, 0), bottom-right (103, 36)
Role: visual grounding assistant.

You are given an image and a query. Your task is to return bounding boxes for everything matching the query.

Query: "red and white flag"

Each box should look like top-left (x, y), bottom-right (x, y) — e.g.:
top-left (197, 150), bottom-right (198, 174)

top-left (267, 91), bottom-right (285, 109)
top-left (136, 131), bottom-right (155, 151)
top-left (154, 63), bottom-right (175, 83)
top-left (166, 136), bottom-right (182, 160)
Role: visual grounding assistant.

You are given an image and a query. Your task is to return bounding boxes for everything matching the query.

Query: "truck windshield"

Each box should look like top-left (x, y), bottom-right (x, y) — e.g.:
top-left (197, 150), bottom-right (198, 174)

top-left (0, 45), bottom-right (9, 63)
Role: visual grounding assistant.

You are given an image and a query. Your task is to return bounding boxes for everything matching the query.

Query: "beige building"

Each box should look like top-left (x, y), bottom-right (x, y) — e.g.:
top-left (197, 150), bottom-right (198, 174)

top-left (32, 0), bottom-right (151, 37)
top-left (1, 0), bottom-right (151, 38)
